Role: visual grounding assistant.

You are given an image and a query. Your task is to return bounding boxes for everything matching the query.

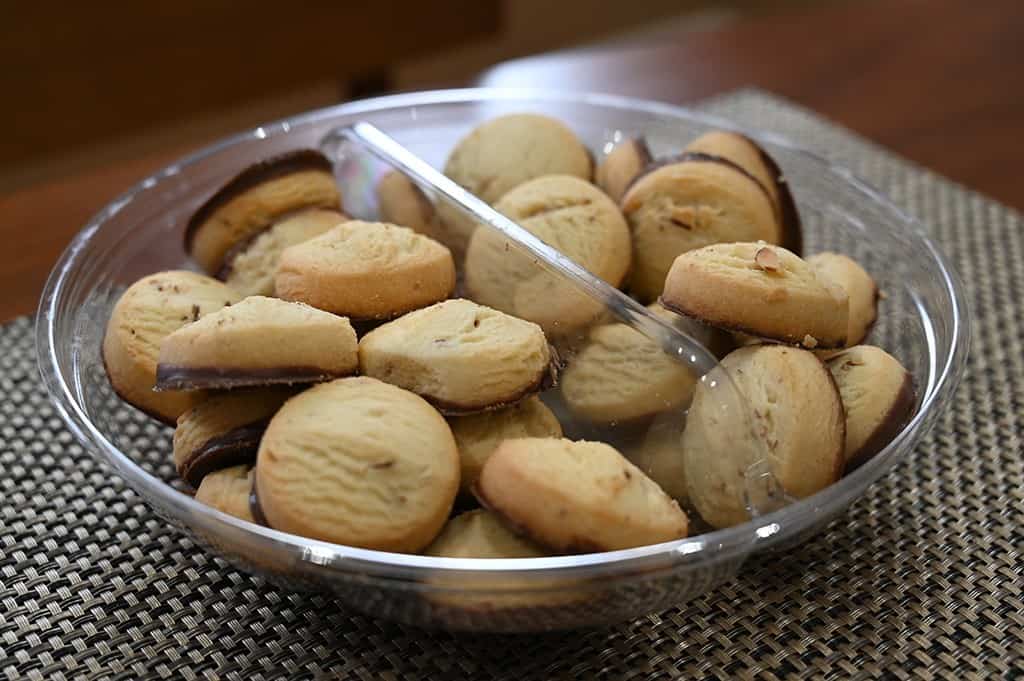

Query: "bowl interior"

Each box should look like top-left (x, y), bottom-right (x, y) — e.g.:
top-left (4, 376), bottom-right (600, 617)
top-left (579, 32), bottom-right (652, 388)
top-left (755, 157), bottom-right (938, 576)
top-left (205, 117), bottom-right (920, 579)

top-left (37, 90), bottom-right (966, 629)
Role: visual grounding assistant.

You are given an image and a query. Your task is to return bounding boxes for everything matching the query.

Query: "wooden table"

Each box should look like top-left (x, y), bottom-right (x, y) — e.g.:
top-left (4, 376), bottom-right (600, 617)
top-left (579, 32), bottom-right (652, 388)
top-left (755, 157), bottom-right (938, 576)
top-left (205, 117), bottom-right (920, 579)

top-left (2, 0), bottom-right (1021, 321)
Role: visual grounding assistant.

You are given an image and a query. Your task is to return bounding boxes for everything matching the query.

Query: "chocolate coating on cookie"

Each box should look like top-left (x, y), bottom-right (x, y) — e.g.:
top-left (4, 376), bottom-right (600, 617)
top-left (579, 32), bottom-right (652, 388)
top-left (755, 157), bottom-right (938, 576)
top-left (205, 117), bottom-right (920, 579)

top-left (845, 371), bottom-right (914, 470)
top-left (156, 364), bottom-right (343, 391)
top-left (248, 479), bottom-right (269, 527)
top-left (749, 139), bottom-right (802, 255)
top-left (185, 149), bottom-right (333, 253)
top-left (179, 420), bottom-right (270, 488)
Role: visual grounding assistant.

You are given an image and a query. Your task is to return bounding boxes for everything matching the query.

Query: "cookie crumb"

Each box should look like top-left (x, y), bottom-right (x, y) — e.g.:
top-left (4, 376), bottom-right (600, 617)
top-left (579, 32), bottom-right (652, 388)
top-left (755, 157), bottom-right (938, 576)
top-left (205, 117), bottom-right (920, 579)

top-left (878, 289), bottom-right (889, 300)
top-left (755, 247), bottom-right (781, 272)
top-left (801, 334), bottom-right (819, 348)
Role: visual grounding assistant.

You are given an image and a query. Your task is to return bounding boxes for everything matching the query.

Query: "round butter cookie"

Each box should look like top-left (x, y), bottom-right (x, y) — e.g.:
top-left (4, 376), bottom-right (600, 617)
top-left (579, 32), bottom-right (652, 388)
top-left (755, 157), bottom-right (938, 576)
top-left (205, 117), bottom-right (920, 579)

top-left (685, 130), bottom-right (802, 253)
top-left (476, 438), bottom-right (689, 552)
top-left (255, 377), bottom-right (459, 552)
top-left (424, 509), bottom-right (547, 558)
top-left (185, 150), bottom-right (341, 273)
top-left (439, 114), bottom-right (592, 256)
top-left (173, 388), bottom-right (294, 487)
top-left (422, 509), bottom-right (591, 616)
top-left (807, 252), bottom-right (879, 348)
top-left (448, 396), bottom-right (562, 495)
top-left (358, 299), bottom-right (554, 414)
top-left (464, 174), bottom-right (631, 334)
top-left (194, 464), bottom-right (256, 523)
top-left (662, 242), bottom-right (850, 348)
top-left (623, 416), bottom-right (689, 505)
top-left (218, 208), bottom-right (345, 297)
top-left (620, 155), bottom-right (781, 302)
top-left (561, 304), bottom-right (698, 424)
top-left (376, 171), bottom-right (447, 244)
top-left (102, 271), bottom-right (242, 424)
top-left (595, 137), bottom-right (651, 202)
top-left (683, 344), bottom-right (845, 528)
top-left (827, 345), bottom-right (914, 470)
top-left (276, 220), bottom-right (455, 320)
top-left (156, 296), bottom-right (357, 391)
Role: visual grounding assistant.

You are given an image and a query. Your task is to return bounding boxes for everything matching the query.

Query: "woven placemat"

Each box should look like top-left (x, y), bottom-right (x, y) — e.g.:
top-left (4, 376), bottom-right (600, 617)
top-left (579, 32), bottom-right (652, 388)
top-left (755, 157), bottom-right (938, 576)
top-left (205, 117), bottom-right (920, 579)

top-left (2, 90), bottom-right (1022, 680)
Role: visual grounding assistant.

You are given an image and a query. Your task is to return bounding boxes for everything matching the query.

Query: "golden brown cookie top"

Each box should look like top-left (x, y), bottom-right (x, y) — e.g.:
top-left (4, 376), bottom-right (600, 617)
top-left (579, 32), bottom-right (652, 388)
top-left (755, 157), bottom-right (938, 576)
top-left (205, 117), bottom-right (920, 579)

top-left (662, 242), bottom-right (849, 348)
top-left (358, 299), bottom-right (554, 414)
top-left (255, 377), bottom-right (459, 552)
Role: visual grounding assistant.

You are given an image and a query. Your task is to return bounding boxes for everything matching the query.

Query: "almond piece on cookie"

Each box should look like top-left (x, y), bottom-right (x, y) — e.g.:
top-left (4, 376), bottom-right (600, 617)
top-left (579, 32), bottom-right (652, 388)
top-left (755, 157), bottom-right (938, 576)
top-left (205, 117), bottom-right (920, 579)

top-left (661, 242), bottom-right (850, 348)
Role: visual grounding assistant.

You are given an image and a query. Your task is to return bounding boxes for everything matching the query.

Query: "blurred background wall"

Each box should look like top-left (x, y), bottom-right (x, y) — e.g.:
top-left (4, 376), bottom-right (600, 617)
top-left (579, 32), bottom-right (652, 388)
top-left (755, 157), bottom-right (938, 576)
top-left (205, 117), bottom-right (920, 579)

top-left (1, 0), bottom-right (833, 192)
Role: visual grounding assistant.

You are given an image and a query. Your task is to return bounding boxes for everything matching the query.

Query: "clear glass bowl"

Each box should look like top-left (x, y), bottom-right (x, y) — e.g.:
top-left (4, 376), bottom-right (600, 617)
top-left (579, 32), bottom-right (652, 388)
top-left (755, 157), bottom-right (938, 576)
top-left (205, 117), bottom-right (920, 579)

top-left (36, 89), bottom-right (969, 632)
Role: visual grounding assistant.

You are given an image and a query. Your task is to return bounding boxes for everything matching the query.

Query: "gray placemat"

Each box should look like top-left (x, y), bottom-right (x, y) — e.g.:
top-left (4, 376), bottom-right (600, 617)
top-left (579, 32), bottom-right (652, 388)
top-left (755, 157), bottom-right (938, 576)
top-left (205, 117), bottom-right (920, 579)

top-left (2, 90), bottom-right (1022, 680)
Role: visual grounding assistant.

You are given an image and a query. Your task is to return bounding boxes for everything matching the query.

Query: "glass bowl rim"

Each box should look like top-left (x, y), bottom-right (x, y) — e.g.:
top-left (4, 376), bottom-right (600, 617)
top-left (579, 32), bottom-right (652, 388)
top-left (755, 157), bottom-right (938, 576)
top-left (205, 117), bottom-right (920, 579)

top-left (35, 87), bottom-right (970, 582)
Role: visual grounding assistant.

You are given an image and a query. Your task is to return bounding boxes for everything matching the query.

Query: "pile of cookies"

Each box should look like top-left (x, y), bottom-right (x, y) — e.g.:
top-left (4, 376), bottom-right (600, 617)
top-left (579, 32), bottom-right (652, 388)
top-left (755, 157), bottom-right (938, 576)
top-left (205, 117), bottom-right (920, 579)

top-left (102, 113), bottom-right (916, 563)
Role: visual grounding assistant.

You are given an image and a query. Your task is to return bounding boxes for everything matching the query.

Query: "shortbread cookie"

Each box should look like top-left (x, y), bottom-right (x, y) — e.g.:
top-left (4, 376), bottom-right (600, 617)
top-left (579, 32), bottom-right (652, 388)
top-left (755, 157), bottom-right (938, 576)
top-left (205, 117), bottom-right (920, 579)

top-left (683, 345), bottom-right (845, 528)
top-left (651, 301), bottom-right (737, 358)
top-left (255, 377), bottom-right (459, 551)
top-left (448, 396), bottom-right (562, 494)
top-left (476, 438), bottom-right (689, 552)
top-left (464, 175), bottom-right (631, 334)
top-left (827, 346), bottom-right (915, 470)
top-left (807, 252), bottom-right (879, 347)
top-left (424, 510), bottom-right (547, 558)
top-left (561, 304), bottom-right (697, 424)
top-left (685, 131), bottom-right (801, 253)
top-left (194, 464), bottom-right (256, 523)
top-left (276, 221), bottom-right (455, 320)
top-left (218, 208), bottom-right (345, 297)
top-left (439, 114), bottom-right (593, 256)
top-left (662, 242), bottom-right (850, 348)
top-left (595, 137), bottom-right (651, 202)
top-left (156, 296), bottom-right (357, 390)
top-left (376, 171), bottom-right (446, 244)
top-left (185, 150), bottom-right (341, 273)
top-left (621, 155), bottom-right (781, 302)
top-left (422, 510), bottom-right (587, 615)
top-left (624, 416), bottom-right (688, 504)
top-left (173, 388), bottom-right (294, 487)
top-left (359, 299), bottom-right (554, 414)
top-left (102, 271), bottom-right (242, 423)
